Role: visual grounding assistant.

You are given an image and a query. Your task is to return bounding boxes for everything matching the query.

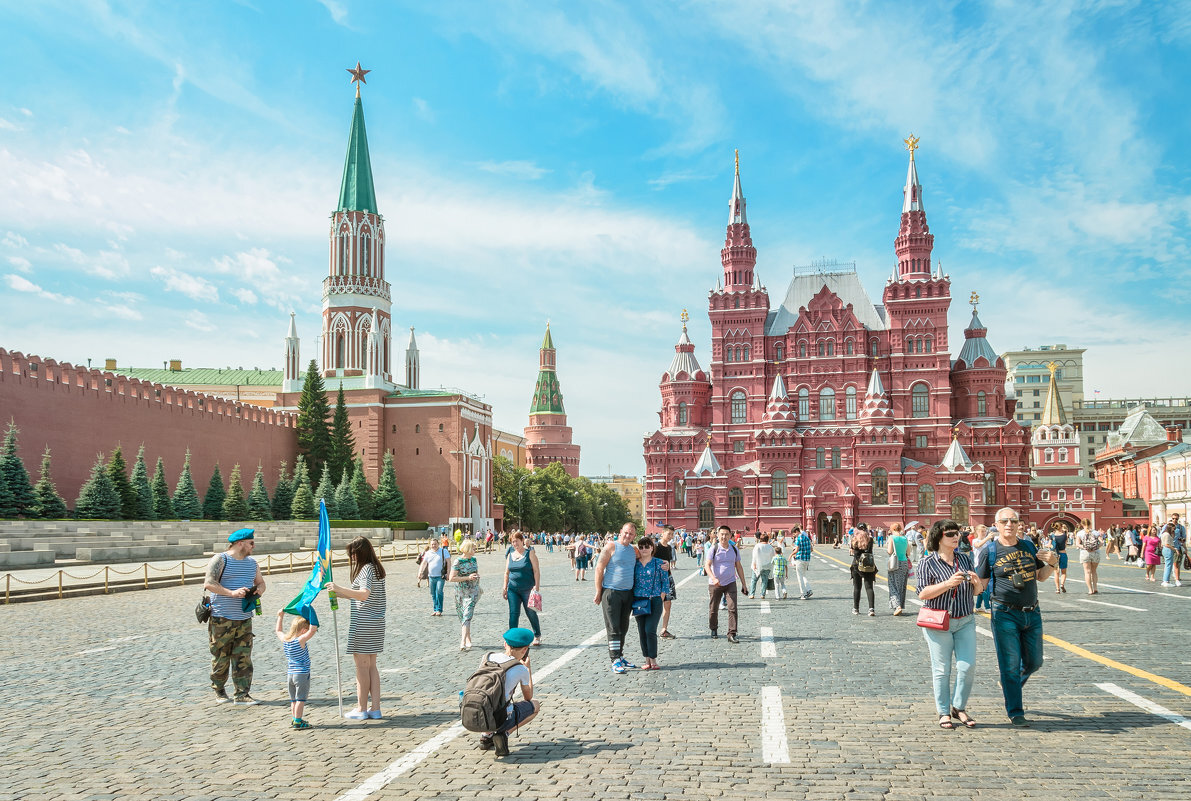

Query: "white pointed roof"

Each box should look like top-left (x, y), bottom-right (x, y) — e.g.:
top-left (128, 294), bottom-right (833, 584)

top-left (769, 372), bottom-right (788, 400)
top-left (902, 153), bottom-right (924, 213)
top-left (759, 373), bottom-right (796, 431)
top-left (690, 443), bottom-right (722, 476)
top-left (287, 311), bottom-right (298, 339)
top-left (941, 438), bottom-right (974, 470)
top-left (860, 369), bottom-right (893, 420)
top-left (866, 368), bottom-right (885, 397)
top-left (665, 326), bottom-right (705, 380)
top-left (729, 152), bottom-right (747, 225)
top-left (407, 326), bottom-right (418, 351)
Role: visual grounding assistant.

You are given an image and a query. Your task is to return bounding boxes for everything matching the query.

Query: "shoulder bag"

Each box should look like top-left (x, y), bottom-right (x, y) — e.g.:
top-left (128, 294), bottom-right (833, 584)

top-left (916, 562), bottom-right (954, 631)
top-left (195, 554), bottom-right (227, 624)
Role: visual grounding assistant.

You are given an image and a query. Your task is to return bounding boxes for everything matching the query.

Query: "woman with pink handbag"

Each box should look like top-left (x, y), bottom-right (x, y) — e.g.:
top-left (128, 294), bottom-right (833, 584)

top-left (502, 531), bottom-right (543, 646)
top-left (916, 520), bottom-right (986, 730)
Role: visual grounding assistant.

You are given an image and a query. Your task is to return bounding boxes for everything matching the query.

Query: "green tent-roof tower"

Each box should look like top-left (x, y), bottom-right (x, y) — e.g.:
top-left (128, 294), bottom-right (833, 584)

top-left (337, 95), bottom-right (378, 214)
top-left (524, 323), bottom-right (581, 477)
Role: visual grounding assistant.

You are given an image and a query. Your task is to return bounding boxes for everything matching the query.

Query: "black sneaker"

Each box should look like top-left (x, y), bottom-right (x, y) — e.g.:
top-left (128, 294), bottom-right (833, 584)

top-left (492, 732), bottom-right (509, 756)
top-left (1010, 716), bottom-right (1031, 727)
top-left (214, 688), bottom-right (230, 704)
top-left (478, 736), bottom-right (494, 751)
top-left (710, 630), bottom-right (718, 639)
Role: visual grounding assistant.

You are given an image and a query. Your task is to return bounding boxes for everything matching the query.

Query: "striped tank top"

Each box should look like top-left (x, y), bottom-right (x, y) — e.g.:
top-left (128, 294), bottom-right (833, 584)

top-left (210, 554), bottom-right (257, 621)
top-left (603, 543), bottom-right (636, 591)
top-left (282, 638), bottom-right (311, 675)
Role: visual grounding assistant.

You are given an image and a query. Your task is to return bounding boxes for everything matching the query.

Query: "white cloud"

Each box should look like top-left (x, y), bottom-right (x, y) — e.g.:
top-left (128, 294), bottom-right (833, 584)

top-left (412, 97), bottom-right (435, 123)
top-left (3, 231), bottom-right (28, 248)
top-left (19, 108), bottom-right (32, 117)
top-left (4, 274), bottom-right (76, 304)
top-left (7, 256), bottom-right (31, 273)
top-left (101, 303), bottom-right (143, 321)
top-left (150, 264), bottom-right (219, 302)
top-left (0, 118), bottom-right (19, 131)
top-left (232, 287), bottom-right (258, 304)
top-left (316, 0), bottom-right (348, 25)
top-left (476, 160), bottom-right (551, 180)
top-left (184, 310), bottom-right (215, 332)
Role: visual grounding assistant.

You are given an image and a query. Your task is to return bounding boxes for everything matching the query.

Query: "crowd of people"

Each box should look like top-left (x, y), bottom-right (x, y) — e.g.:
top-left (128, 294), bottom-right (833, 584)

top-left (198, 508), bottom-right (1186, 754)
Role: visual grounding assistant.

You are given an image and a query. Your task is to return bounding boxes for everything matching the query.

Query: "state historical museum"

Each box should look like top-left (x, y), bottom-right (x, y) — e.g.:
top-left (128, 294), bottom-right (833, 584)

top-left (644, 144), bottom-right (1032, 539)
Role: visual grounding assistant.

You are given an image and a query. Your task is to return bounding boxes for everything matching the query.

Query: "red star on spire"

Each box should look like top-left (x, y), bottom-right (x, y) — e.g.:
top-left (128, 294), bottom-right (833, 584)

top-left (347, 61), bottom-right (371, 96)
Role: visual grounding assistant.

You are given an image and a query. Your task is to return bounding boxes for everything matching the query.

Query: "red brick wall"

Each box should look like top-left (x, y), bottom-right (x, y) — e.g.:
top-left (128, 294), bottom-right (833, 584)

top-left (0, 349), bottom-right (298, 509)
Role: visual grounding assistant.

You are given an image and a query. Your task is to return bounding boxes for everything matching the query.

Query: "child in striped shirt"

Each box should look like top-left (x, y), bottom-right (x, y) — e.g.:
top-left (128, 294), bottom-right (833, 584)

top-left (276, 609), bottom-right (318, 730)
top-left (772, 547), bottom-right (789, 600)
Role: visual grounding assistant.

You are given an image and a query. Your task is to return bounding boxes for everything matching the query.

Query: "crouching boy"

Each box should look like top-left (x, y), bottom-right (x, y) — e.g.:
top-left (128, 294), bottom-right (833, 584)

top-left (460, 627), bottom-right (541, 756)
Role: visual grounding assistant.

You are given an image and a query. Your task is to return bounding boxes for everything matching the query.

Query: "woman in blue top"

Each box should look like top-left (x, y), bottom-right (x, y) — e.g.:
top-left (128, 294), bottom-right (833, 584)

top-left (1048, 523), bottom-right (1070, 593)
top-left (632, 536), bottom-right (668, 670)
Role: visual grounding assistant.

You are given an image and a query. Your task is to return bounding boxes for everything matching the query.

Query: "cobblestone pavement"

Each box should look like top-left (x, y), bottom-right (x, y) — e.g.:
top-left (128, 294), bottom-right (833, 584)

top-left (3, 545), bottom-right (1189, 800)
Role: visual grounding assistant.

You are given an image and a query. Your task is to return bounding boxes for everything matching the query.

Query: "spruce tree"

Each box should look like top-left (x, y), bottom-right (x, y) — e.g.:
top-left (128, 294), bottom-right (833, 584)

top-left (327, 383), bottom-right (355, 486)
top-left (0, 420), bottom-right (36, 517)
top-left (151, 457), bottom-right (175, 519)
top-left (223, 464), bottom-right (249, 521)
top-left (373, 452), bottom-right (402, 521)
top-left (75, 455), bottom-right (122, 519)
top-left (202, 464), bottom-right (226, 521)
top-left (295, 359), bottom-right (332, 486)
top-left (290, 481), bottom-right (316, 520)
top-left (31, 448), bottom-right (67, 519)
top-left (172, 449), bottom-right (202, 519)
top-left (335, 470), bottom-right (359, 519)
top-left (271, 460), bottom-right (294, 520)
top-left (350, 456), bottom-right (375, 519)
top-left (106, 446), bottom-right (138, 520)
top-left (315, 467), bottom-right (338, 519)
top-left (131, 445), bottom-right (155, 520)
top-left (247, 465), bottom-right (272, 521)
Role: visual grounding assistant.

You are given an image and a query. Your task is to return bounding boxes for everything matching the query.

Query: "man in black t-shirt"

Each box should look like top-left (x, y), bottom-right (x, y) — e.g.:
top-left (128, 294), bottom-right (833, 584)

top-left (975, 507), bottom-right (1058, 726)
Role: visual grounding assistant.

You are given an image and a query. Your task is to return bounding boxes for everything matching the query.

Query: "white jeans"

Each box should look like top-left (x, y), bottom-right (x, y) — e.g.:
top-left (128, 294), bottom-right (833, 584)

top-left (793, 560), bottom-right (812, 595)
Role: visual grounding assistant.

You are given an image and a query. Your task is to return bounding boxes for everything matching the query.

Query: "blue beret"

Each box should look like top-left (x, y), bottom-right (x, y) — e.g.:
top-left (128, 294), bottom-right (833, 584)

top-left (503, 627), bottom-right (535, 648)
top-left (228, 528), bottom-right (255, 543)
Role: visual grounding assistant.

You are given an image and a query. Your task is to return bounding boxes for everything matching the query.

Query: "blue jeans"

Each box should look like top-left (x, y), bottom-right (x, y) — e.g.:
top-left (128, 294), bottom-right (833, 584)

top-left (507, 586), bottom-right (541, 636)
top-left (1163, 547), bottom-right (1175, 583)
top-left (429, 576), bottom-right (445, 613)
top-left (990, 605), bottom-right (1044, 718)
top-left (921, 614), bottom-right (977, 715)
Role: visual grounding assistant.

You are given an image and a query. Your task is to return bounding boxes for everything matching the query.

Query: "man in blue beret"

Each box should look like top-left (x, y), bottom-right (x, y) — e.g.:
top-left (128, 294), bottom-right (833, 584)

top-left (203, 528), bottom-right (265, 705)
top-left (476, 627), bottom-right (540, 757)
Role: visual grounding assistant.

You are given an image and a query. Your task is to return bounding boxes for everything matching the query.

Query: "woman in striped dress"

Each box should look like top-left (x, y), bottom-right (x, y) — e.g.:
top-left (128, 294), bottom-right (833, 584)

top-left (329, 537), bottom-right (387, 720)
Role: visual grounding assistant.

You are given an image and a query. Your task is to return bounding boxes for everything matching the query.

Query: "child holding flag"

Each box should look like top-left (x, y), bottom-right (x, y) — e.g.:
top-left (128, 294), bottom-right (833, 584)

top-left (275, 607), bottom-right (318, 729)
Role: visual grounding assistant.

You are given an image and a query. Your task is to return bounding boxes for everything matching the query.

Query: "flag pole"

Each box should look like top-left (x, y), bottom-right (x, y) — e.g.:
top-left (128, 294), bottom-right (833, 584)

top-left (329, 561), bottom-right (344, 719)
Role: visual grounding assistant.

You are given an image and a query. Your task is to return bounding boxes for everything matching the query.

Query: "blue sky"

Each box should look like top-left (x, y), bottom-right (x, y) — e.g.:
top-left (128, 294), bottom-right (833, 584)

top-left (2, 0), bottom-right (1189, 476)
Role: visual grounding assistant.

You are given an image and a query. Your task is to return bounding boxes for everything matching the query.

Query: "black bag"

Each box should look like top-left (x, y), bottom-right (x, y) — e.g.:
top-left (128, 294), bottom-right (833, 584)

top-left (858, 551), bottom-right (877, 573)
top-left (632, 597), bottom-right (652, 616)
top-left (195, 555), bottom-right (227, 624)
top-left (460, 655), bottom-right (520, 732)
top-left (1183, 550), bottom-right (1191, 572)
top-left (766, 576), bottom-right (775, 591)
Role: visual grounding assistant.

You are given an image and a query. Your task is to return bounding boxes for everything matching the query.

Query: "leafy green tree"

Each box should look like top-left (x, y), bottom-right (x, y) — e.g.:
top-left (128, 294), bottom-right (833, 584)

top-left (528, 462), bottom-right (570, 532)
top-left (31, 448), bottom-right (67, 519)
top-left (75, 455), bottom-right (122, 519)
top-left (248, 465), bottom-right (272, 521)
top-left (151, 457), bottom-right (175, 519)
top-left (0, 420), bottom-right (36, 518)
top-left (492, 455), bottom-right (535, 529)
top-left (222, 464), bottom-right (249, 521)
top-left (335, 470), bottom-right (359, 519)
top-left (295, 359), bottom-right (332, 486)
top-left (172, 449), bottom-right (202, 519)
top-left (327, 383), bottom-right (355, 488)
top-left (350, 456), bottom-right (375, 519)
top-left (105, 446), bottom-right (137, 520)
top-left (373, 452), bottom-right (406, 521)
top-left (271, 460), bottom-right (294, 520)
top-left (202, 464), bottom-right (226, 521)
top-left (315, 467), bottom-right (338, 519)
top-left (130, 445), bottom-right (155, 520)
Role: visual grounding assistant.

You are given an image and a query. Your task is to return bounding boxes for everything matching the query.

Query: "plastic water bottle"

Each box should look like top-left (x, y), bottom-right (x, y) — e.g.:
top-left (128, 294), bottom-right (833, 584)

top-left (329, 590), bottom-right (339, 611)
top-left (254, 596), bottom-right (262, 616)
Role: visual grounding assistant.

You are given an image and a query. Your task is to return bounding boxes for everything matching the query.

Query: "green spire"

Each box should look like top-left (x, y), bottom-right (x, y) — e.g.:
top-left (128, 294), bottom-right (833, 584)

top-left (337, 96), bottom-right (378, 214)
top-left (541, 322), bottom-right (554, 349)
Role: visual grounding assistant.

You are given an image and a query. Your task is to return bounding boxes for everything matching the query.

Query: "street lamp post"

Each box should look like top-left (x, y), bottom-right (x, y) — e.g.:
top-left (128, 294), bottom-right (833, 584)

top-left (517, 473), bottom-right (528, 530)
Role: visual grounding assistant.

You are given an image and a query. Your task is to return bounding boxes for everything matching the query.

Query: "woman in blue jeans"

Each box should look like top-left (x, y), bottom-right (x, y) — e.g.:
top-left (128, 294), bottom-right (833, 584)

top-left (502, 531), bottom-right (542, 645)
top-left (916, 520), bottom-right (985, 729)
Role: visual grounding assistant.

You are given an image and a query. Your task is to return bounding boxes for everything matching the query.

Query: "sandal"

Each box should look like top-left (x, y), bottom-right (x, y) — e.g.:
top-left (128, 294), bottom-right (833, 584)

top-left (951, 707), bottom-right (977, 728)
top-left (938, 715), bottom-right (954, 729)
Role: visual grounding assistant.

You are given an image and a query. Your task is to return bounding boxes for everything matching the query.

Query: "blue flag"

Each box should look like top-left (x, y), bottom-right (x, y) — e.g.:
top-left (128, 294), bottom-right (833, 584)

top-left (284, 499), bottom-right (332, 627)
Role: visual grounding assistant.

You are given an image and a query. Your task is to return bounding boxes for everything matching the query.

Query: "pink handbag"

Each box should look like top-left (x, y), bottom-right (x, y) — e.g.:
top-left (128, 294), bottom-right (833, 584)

top-left (527, 589), bottom-right (543, 612)
top-left (916, 606), bottom-right (950, 630)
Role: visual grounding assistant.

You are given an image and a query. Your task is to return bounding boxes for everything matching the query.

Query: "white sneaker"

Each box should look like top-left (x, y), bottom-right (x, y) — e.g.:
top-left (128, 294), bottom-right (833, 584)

top-left (344, 709), bottom-right (368, 720)
top-left (1161, 582), bottom-right (1172, 588)
top-left (1177, 581), bottom-right (1184, 587)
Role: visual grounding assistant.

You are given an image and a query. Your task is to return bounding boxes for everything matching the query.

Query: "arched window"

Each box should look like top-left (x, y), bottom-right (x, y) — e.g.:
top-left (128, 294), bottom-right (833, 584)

top-left (845, 386), bottom-right (857, 420)
top-left (725, 346), bottom-right (733, 363)
top-left (925, 336), bottom-right (933, 353)
top-left (745, 345), bottom-right (752, 361)
top-left (1044, 447), bottom-right (1054, 463)
top-left (698, 500), bottom-right (714, 529)
top-left (984, 472), bottom-right (996, 505)
top-left (825, 341), bottom-right (834, 356)
top-left (335, 333), bottom-right (345, 369)
top-left (730, 390), bottom-right (747, 424)
top-left (797, 388), bottom-right (809, 420)
top-left (1057, 489), bottom-right (1066, 501)
top-left (831, 447), bottom-right (841, 469)
top-left (911, 383), bottom-right (930, 418)
top-left (728, 488), bottom-right (744, 516)
top-left (674, 478), bottom-right (685, 508)
top-left (819, 388), bottom-right (836, 421)
top-left (846, 339), bottom-right (854, 355)
top-left (361, 233), bottom-right (371, 276)
top-left (339, 233), bottom-right (349, 274)
top-left (771, 470), bottom-right (788, 506)
top-left (799, 341), bottom-right (807, 358)
top-left (870, 339), bottom-right (878, 357)
top-left (1058, 448), bottom-right (1068, 463)
top-left (678, 402), bottom-right (688, 426)
top-left (915, 287), bottom-right (922, 298)
top-left (818, 341), bottom-right (825, 357)
top-left (1041, 490), bottom-right (1050, 501)
top-left (950, 496), bottom-right (969, 525)
top-left (775, 343), bottom-right (784, 361)
top-left (815, 447), bottom-right (825, 469)
top-left (1074, 489), bottom-right (1083, 500)
top-left (918, 484), bottom-right (935, 514)
top-left (977, 391), bottom-right (987, 416)
top-left (872, 468), bottom-right (888, 505)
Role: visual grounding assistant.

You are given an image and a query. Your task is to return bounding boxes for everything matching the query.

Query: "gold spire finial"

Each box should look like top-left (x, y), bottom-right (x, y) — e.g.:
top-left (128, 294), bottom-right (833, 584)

top-left (680, 308), bottom-right (689, 329)
top-left (1047, 360), bottom-right (1058, 376)
top-left (347, 61), bottom-right (371, 98)
top-left (904, 133), bottom-right (920, 160)
top-left (734, 149), bottom-right (739, 176)
top-left (969, 291), bottom-right (979, 312)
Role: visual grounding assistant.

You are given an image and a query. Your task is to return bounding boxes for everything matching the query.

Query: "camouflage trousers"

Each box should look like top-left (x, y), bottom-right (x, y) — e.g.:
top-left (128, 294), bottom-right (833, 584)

top-left (209, 616), bottom-right (254, 697)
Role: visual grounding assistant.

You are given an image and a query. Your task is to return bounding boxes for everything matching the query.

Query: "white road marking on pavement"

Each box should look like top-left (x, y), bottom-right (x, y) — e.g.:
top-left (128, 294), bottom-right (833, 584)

top-left (1096, 682), bottom-right (1191, 731)
top-left (759, 601), bottom-right (771, 614)
top-left (107, 634), bottom-right (150, 643)
top-left (1078, 598), bottom-right (1148, 612)
top-left (977, 627), bottom-right (992, 638)
top-left (76, 646), bottom-right (117, 655)
top-left (1068, 578), bottom-right (1187, 599)
top-left (337, 568), bottom-right (703, 801)
top-left (759, 627), bottom-right (776, 657)
top-left (760, 686), bottom-right (790, 763)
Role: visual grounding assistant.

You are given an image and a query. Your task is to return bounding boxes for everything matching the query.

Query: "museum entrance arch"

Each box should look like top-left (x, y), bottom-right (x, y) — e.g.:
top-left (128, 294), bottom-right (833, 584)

top-left (816, 511), bottom-right (843, 544)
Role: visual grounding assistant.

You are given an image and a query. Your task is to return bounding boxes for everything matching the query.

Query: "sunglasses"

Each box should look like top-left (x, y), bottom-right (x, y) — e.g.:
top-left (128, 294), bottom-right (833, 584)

top-left (942, 532), bottom-right (959, 537)
top-left (997, 518), bottom-right (1021, 524)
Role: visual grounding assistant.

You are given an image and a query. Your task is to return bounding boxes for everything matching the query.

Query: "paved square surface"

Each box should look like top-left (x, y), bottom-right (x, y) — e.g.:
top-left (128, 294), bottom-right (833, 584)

top-left (3, 545), bottom-right (1189, 800)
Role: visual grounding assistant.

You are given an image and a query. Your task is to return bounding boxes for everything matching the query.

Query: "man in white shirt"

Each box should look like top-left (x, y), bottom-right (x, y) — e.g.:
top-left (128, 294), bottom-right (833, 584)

top-left (750, 532), bottom-right (776, 599)
top-left (478, 627), bottom-right (539, 756)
